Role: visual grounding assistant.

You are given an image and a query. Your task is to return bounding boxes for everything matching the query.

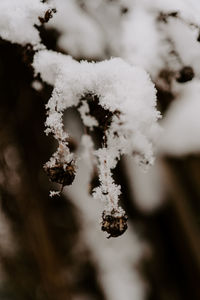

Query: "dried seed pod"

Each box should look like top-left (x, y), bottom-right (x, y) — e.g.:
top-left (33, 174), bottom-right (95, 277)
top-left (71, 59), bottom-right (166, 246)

top-left (101, 210), bottom-right (128, 238)
top-left (44, 161), bottom-right (76, 186)
top-left (176, 66), bottom-right (194, 83)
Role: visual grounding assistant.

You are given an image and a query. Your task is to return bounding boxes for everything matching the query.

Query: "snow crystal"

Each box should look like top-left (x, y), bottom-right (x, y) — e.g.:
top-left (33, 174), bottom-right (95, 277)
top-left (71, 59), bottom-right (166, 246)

top-left (47, 0), bottom-right (105, 59)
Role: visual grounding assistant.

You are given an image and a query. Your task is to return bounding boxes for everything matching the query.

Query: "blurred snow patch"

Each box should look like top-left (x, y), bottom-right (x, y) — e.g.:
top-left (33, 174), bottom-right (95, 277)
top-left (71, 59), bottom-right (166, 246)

top-left (159, 80), bottom-right (200, 156)
top-left (0, 0), bottom-right (52, 46)
top-left (125, 156), bottom-right (165, 212)
top-left (47, 0), bottom-right (105, 59)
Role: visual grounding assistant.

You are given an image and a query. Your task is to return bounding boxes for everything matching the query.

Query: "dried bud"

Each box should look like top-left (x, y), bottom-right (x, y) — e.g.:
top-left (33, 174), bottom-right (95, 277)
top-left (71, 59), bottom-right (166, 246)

top-left (101, 210), bottom-right (128, 238)
top-left (44, 161), bottom-right (75, 186)
top-left (176, 66), bottom-right (194, 83)
top-left (121, 7), bottom-right (129, 15)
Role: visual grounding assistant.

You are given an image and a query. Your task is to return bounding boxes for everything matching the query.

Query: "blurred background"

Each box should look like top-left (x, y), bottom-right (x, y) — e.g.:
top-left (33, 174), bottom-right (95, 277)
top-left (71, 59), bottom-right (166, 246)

top-left (0, 0), bottom-right (200, 299)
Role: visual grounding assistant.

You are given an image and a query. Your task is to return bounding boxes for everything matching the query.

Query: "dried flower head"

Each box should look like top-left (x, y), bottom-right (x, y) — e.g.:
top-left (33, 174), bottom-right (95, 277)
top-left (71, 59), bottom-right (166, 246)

top-left (44, 161), bottom-right (76, 186)
top-left (176, 66), bottom-right (194, 83)
top-left (101, 209), bottom-right (128, 238)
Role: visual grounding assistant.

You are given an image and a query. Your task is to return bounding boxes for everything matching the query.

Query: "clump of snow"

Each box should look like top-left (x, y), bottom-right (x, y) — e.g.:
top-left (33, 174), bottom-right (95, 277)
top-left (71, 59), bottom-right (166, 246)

top-left (33, 49), bottom-right (75, 86)
top-left (33, 49), bottom-right (160, 216)
top-left (0, 0), bottom-right (53, 46)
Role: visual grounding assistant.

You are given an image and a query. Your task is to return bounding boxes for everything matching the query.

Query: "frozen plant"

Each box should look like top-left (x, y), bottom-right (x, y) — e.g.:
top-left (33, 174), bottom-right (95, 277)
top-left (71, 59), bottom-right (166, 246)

top-left (33, 49), bottom-right (161, 238)
top-left (0, 0), bottom-right (161, 238)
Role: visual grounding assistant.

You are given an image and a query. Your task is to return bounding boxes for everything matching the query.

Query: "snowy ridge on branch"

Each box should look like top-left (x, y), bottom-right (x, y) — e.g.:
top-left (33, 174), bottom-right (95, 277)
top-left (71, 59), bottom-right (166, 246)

top-left (0, 0), bottom-right (53, 46)
top-left (33, 49), bottom-right (161, 217)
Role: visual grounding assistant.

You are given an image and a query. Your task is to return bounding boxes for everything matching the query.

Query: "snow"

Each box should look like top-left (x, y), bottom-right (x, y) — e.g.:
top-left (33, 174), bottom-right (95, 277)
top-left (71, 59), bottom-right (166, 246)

top-left (0, 0), bottom-right (53, 46)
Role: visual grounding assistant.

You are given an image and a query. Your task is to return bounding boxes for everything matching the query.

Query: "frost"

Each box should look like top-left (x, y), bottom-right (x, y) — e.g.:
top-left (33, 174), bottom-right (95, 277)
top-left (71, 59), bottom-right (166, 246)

top-left (0, 0), bottom-right (53, 46)
top-left (93, 148), bottom-right (123, 215)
